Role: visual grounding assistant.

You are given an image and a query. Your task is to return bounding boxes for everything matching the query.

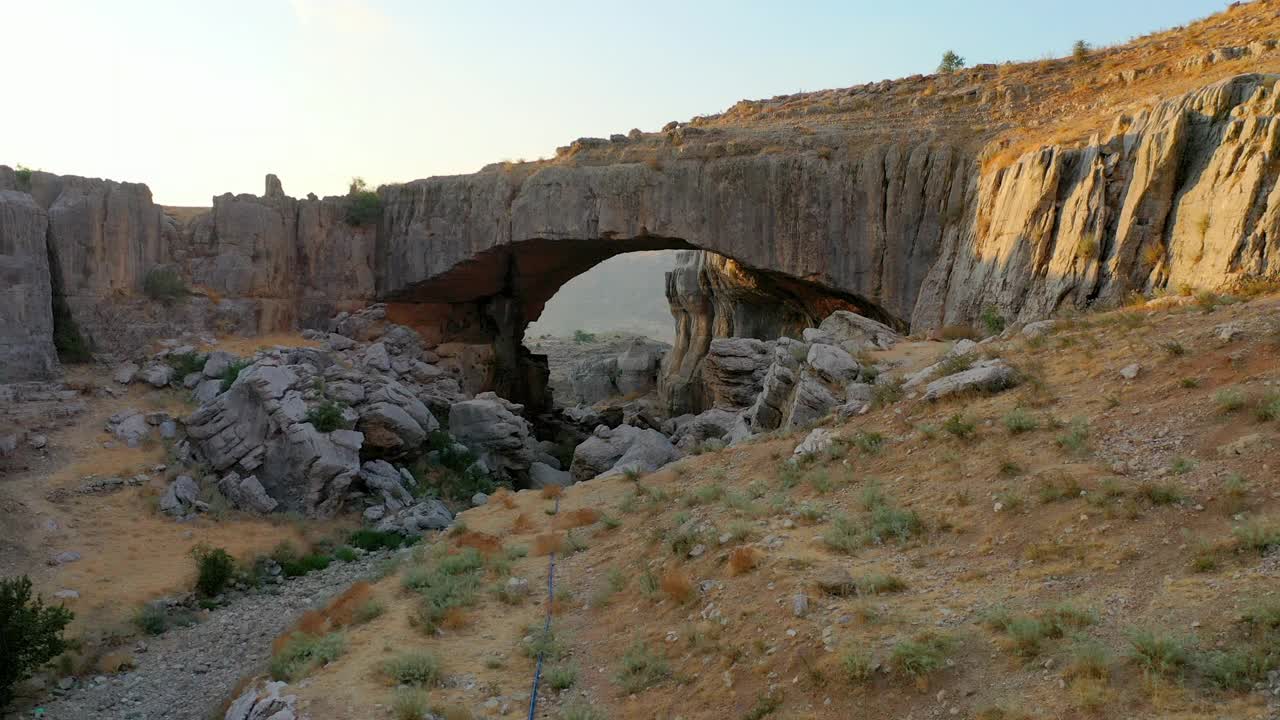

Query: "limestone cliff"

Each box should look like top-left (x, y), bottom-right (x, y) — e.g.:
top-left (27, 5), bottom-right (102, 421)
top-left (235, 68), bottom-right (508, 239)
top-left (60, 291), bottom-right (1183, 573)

top-left (0, 190), bottom-right (58, 381)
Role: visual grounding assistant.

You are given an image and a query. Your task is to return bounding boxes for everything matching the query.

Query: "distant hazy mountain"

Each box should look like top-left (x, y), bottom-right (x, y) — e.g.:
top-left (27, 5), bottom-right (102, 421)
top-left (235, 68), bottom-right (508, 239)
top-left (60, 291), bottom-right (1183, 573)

top-left (526, 251), bottom-right (678, 342)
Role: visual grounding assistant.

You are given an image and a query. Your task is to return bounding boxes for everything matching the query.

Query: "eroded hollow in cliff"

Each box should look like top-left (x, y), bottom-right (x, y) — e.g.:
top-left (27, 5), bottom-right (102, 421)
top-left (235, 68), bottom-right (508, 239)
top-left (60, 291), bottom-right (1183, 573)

top-left (383, 237), bottom-right (899, 418)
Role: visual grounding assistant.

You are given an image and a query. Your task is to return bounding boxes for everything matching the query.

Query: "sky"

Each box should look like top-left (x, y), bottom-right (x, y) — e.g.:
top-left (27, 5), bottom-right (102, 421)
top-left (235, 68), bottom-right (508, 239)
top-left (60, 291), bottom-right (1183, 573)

top-left (0, 0), bottom-right (1230, 207)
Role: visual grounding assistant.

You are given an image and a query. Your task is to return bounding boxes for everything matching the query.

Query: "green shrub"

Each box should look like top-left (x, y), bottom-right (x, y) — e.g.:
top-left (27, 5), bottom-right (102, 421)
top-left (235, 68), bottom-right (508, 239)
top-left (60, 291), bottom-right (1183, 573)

top-left (142, 267), bottom-right (188, 305)
top-left (51, 298), bottom-right (91, 363)
top-left (166, 351), bottom-right (206, 378)
top-left (13, 164), bottom-right (33, 190)
top-left (872, 379), bottom-right (904, 407)
top-left (841, 647), bottom-right (875, 682)
top-left (935, 352), bottom-right (975, 378)
top-left (1137, 482), bottom-right (1182, 506)
top-left (547, 664), bottom-right (577, 691)
top-left (572, 329), bottom-right (597, 344)
top-left (0, 576), bottom-right (74, 707)
top-left (980, 306), bottom-right (1006, 335)
top-left (348, 529), bottom-right (409, 552)
top-left (522, 625), bottom-right (568, 661)
top-left (1233, 516), bottom-right (1280, 553)
top-left (220, 359), bottom-right (251, 392)
top-left (133, 604), bottom-right (168, 635)
top-left (391, 688), bottom-right (430, 720)
top-left (615, 641), bottom-right (670, 693)
top-left (345, 177), bottom-right (381, 226)
top-left (1196, 647), bottom-right (1271, 690)
top-left (1003, 408), bottom-right (1039, 434)
top-left (890, 632), bottom-right (954, 677)
top-left (822, 514), bottom-right (863, 555)
top-left (1256, 392), bottom-right (1280, 422)
top-left (852, 430), bottom-right (884, 455)
top-left (866, 504), bottom-right (922, 544)
top-left (191, 544), bottom-right (236, 596)
top-left (353, 598), bottom-right (385, 624)
top-left (269, 632), bottom-right (345, 681)
top-left (271, 543), bottom-right (331, 578)
top-left (334, 546), bottom-right (358, 562)
top-left (1055, 418), bottom-right (1090, 453)
top-left (305, 400), bottom-right (348, 433)
top-left (1126, 628), bottom-right (1188, 677)
top-left (1216, 388), bottom-right (1246, 413)
top-left (943, 413), bottom-right (975, 439)
top-left (383, 650), bottom-right (441, 686)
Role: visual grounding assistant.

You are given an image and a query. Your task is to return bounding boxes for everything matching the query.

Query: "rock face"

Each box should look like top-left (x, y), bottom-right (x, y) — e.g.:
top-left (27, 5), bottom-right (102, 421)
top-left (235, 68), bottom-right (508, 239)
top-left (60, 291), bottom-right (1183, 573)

top-left (913, 74), bottom-right (1280, 329)
top-left (4, 74), bottom-right (1279, 399)
top-left (0, 191), bottom-right (59, 381)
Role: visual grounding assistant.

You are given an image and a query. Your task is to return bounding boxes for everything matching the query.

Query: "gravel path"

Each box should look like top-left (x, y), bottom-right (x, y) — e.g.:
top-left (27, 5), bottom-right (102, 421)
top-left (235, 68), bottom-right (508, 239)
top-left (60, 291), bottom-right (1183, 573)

top-left (31, 551), bottom-right (397, 720)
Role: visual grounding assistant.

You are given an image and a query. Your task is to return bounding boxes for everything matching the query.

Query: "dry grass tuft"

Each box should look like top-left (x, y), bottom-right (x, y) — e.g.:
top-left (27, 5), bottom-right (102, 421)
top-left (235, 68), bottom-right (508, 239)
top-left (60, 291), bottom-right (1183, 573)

top-left (488, 488), bottom-right (517, 509)
top-left (553, 508), bottom-right (601, 530)
top-left (540, 485), bottom-right (564, 500)
top-left (728, 547), bottom-right (761, 576)
top-left (532, 533), bottom-right (566, 556)
top-left (454, 531), bottom-right (503, 555)
top-left (440, 606), bottom-right (471, 630)
top-left (322, 581), bottom-right (375, 627)
top-left (510, 513), bottom-right (537, 534)
top-left (661, 568), bottom-right (695, 603)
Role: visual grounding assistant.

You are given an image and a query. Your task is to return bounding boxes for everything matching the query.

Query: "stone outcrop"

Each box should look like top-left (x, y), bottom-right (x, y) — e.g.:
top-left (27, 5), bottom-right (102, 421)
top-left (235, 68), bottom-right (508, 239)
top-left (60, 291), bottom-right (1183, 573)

top-left (0, 191), bottom-right (58, 381)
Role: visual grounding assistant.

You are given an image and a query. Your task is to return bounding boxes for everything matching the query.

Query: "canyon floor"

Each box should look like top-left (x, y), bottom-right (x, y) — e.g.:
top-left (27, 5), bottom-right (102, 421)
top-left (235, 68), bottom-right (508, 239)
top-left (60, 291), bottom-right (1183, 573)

top-left (3, 290), bottom-right (1280, 719)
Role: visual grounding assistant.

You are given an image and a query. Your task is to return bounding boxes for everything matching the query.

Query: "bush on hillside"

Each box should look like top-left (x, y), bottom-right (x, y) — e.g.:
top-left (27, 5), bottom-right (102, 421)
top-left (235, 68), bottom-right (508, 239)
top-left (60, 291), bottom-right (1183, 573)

top-left (191, 544), bottom-right (236, 597)
top-left (0, 576), bottom-right (74, 708)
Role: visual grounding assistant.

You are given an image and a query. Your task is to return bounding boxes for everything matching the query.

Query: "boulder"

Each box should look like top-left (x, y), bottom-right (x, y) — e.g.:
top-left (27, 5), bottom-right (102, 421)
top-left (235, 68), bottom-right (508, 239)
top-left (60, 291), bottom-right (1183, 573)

top-left (922, 359), bottom-right (1018, 400)
top-left (158, 475), bottom-right (200, 516)
top-left (218, 472), bottom-right (280, 514)
top-left (203, 351), bottom-right (235, 379)
top-left (529, 461), bottom-right (572, 489)
top-left (362, 342), bottom-right (391, 372)
top-left (1021, 320), bottom-right (1056, 339)
top-left (357, 402), bottom-right (426, 455)
top-left (113, 362), bottom-right (140, 385)
top-left (570, 424), bottom-right (680, 482)
top-left (793, 428), bottom-right (834, 458)
top-left (106, 409), bottom-right (151, 447)
top-left (805, 343), bottom-right (860, 385)
top-left (448, 393), bottom-right (536, 480)
top-left (784, 369), bottom-right (841, 430)
top-left (375, 498), bottom-right (453, 535)
top-left (817, 311), bottom-right (901, 353)
top-left (140, 362), bottom-right (175, 388)
top-left (358, 460), bottom-right (414, 512)
top-left (670, 408), bottom-right (737, 451)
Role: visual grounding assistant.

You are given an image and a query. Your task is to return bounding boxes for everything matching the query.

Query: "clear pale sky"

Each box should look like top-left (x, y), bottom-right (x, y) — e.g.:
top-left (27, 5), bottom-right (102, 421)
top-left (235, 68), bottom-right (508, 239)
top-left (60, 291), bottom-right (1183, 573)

top-left (1, 0), bottom-right (1228, 206)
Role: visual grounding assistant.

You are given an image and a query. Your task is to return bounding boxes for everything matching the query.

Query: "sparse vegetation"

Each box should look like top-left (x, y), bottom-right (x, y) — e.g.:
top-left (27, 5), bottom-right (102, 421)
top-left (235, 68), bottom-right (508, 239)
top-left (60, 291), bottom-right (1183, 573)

top-left (614, 641), bottom-right (670, 693)
top-left (572, 329), bottom-right (597, 344)
top-left (383, 650), bottom-right (442, 686)
top-left (943, 413), bottom-right (975, 439)
top-left (220, 359), bottom-right (251, 392)
top-left (980, 306), bottom-right (1006, 335)
top-left (1002, 408), bottom-right (1038, 434)
top-left (889, 632), bottom-right (954, 678)
top-left (1126, 628), bottom-right (1188, 678)
top-left (1216, 388), bottom-right (1246, 413)
top-left (269, 632), bottom-right (346, 681)
top-left (305, 400), bottom-right (349, 432)
top-left (1072, 39), bottom-right (1091, 61)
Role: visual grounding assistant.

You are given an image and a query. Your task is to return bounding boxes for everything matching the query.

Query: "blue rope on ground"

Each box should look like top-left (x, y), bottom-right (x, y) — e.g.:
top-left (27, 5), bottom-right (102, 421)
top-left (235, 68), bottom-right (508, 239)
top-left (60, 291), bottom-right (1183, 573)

top-left (527, 494), bottom-right (561, 720)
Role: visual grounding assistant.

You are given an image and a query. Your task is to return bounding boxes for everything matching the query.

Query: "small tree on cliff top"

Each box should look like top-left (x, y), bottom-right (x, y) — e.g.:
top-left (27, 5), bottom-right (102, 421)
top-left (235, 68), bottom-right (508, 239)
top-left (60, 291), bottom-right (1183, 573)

top-left (937, 50), bottom-right (965, 74)
top-left (345, 176), bottom-right (381, 227)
